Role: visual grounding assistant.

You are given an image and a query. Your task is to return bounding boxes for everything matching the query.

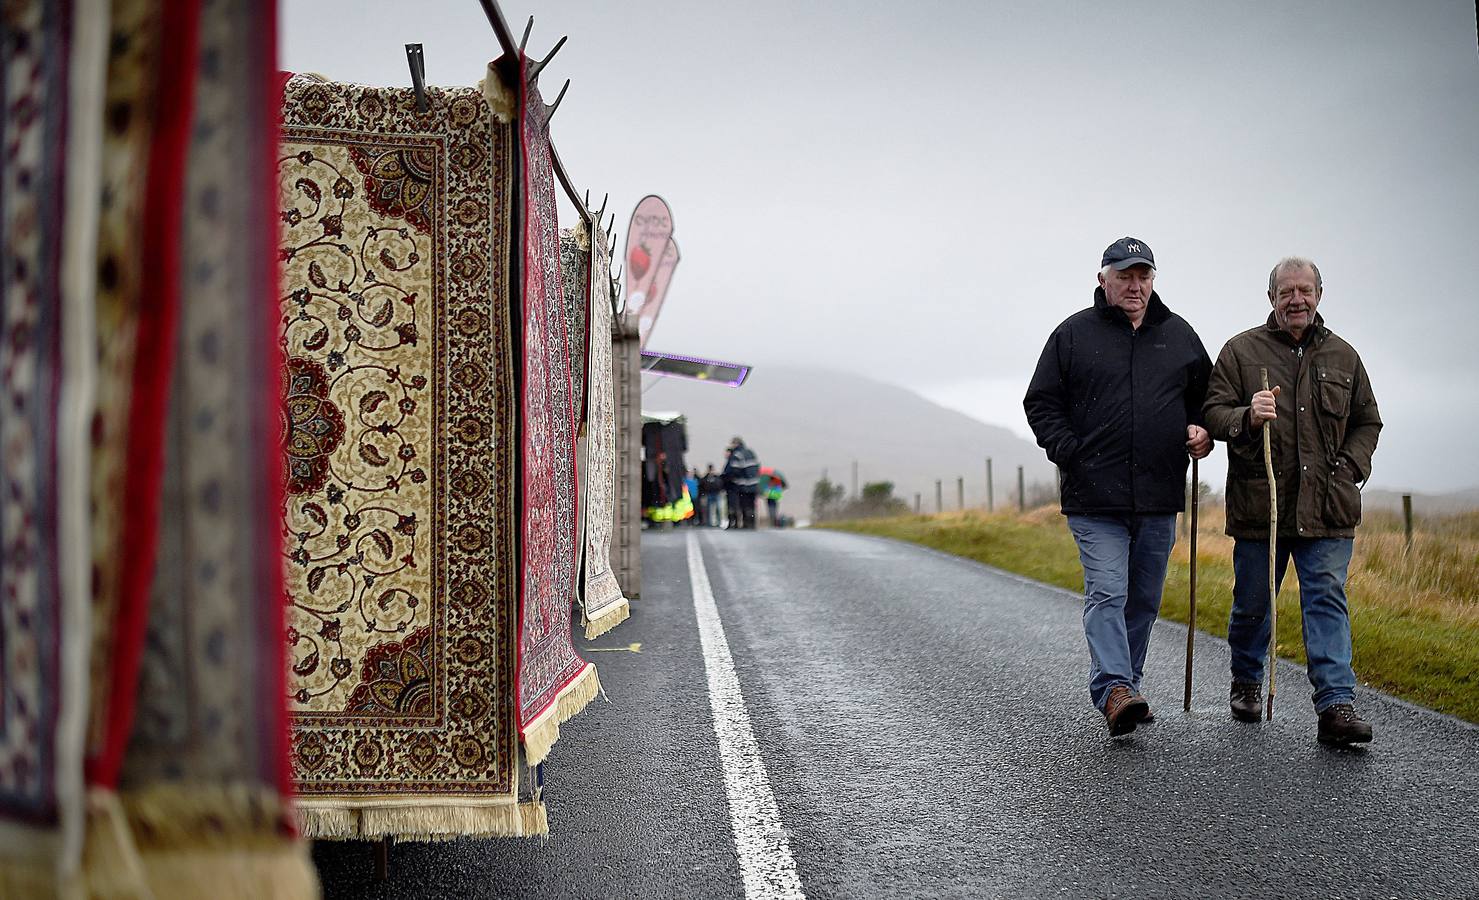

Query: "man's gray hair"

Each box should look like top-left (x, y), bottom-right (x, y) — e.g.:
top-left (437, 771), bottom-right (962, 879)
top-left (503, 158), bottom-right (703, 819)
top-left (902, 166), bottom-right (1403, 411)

top-left (1101, 264), bottom-right (1154, 280)
top-left (1268, 257), bottom-right (1322, 294)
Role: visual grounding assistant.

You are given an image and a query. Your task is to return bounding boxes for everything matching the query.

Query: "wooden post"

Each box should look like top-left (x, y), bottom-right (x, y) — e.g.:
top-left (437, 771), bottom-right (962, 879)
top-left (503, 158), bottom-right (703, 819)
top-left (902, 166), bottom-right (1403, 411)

top-left (914, 493), bottom-right (921, 514)
top-left (957, 476), bottom-right (965, 510)
top-left (1017, 466), bottom-right (1025, 512)
top-left (986, 457), bottom-right (994, 512)
top-left (1403, 494), bottom-right (1414, 553)
top-left (851, 460), bottom-right (859, 499)
top-left (935, 479), bottom-right (943, 513)
top-left (374, 836), bottom-right (391, 881)
top-left (1261, 368), bottom-right (1278, 721)
top-left (611, 312), bottom-right (641, 598)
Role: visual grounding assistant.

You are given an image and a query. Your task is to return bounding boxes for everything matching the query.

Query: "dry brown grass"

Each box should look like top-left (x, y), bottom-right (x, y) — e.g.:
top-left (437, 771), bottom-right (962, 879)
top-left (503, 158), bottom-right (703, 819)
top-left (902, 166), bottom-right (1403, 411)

top-left (1179, 503), bottom-right (1479, 629)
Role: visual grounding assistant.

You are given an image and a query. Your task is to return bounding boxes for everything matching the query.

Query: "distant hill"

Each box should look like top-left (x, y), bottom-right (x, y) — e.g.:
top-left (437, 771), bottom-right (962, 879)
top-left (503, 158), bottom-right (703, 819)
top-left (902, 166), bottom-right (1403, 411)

top-left (640, 365), bottom-right (1056, 521)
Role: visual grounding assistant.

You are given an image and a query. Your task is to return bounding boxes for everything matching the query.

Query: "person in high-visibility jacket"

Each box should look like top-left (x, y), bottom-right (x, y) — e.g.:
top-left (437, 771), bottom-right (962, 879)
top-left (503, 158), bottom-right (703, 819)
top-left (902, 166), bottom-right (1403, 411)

top-left (764, 471), bottom-right (788, 527)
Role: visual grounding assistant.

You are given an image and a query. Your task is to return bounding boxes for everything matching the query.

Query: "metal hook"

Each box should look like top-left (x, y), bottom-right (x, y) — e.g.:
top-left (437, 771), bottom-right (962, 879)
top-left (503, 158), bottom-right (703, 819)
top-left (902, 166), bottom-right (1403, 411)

top-left (597, 193), bottom-right (609, 223)
top-left (546, 78), bottom-right (570, 118)
top-left (405, 44), bottom-right (427, 112)
top-left (530, 35), bottom-right (567, 77)
top-left (519, 16), bottom-right (533, 54)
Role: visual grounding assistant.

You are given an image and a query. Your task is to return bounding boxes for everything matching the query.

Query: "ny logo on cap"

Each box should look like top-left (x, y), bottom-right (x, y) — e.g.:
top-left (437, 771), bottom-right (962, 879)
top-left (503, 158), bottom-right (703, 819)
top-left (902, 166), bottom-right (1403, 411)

top-left (1127, 242), bottom-right (1141, 253)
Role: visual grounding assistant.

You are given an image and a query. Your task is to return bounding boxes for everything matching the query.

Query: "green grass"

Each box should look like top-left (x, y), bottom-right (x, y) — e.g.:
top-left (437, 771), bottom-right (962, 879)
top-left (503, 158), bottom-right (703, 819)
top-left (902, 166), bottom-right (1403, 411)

top-left (821, 509), bottom-right (1479, 723)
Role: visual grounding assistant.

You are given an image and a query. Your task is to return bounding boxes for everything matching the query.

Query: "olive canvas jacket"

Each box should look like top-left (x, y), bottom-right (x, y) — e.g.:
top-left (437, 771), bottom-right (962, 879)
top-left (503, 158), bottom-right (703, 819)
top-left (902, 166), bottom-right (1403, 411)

top-left (1202, 313), bottom-right (1381, 540)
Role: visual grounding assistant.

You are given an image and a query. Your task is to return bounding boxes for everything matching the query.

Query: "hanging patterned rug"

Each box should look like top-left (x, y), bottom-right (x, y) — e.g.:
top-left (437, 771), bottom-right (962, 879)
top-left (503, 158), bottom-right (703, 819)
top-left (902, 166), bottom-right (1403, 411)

top-left (0, 1), bottom-right (100, 890)
top-left (278, 70), bottom-right (534, 839)
top-left (580, 222), bottom-right (631, 638)
top-left (112, 0), bottom-right (316, 893)
top-left (513, 57), bottom-right (600, 768)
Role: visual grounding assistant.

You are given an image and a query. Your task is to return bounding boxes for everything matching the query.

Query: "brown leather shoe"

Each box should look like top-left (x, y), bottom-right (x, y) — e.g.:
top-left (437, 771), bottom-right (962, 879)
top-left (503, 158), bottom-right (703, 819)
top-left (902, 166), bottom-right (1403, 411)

top-left (1103, 685), bottom-right (1149, 735)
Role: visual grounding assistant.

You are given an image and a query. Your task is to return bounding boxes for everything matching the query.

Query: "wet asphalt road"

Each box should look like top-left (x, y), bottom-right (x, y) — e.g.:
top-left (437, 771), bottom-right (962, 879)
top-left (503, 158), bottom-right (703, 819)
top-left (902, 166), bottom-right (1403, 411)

top-left (313, 527), bottom-right (1479, 899)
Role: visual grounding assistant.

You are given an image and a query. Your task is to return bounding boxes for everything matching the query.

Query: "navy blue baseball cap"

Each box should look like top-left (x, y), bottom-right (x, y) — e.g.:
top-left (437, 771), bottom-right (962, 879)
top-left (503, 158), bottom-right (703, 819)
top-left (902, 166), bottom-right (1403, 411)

top-left (1101, 237), bottom-right (1155, 270)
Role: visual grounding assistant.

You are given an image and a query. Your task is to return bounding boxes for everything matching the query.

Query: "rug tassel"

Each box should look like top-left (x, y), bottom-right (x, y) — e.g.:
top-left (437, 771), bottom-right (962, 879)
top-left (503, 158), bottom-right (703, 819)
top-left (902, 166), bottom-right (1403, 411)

top-left (81, 789), bottom-right (150, 900)
top-left (521, 664), bottom-right (602, 767)
top-left (298, 802), bottom-right (540, 842)
top-left (115, 784), bottom-right (318, 899)
top-left (583, 599), bottom-right (630, 640)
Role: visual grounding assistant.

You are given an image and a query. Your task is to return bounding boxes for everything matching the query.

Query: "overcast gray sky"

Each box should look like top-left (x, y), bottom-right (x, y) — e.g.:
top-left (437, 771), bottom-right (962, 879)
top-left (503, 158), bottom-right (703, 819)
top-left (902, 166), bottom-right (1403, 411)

top-left (282, 0), bottom-right (1479, 493)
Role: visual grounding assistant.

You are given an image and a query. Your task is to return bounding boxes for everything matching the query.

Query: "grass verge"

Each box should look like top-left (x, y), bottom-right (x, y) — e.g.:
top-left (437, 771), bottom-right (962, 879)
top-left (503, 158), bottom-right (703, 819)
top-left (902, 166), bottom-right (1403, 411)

top-left (821, 508), bottom-right (1479, 723)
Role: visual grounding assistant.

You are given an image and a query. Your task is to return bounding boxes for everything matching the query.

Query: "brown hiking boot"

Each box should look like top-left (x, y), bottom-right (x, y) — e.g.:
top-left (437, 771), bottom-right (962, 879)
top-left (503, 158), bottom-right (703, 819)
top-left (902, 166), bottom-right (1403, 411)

top-left (1230, 681), bottom-right (1262, 723)
top-left (1318, 704), bottom-right (1373, 746)
top-left (1103, 686), bottom-right (1149, 736)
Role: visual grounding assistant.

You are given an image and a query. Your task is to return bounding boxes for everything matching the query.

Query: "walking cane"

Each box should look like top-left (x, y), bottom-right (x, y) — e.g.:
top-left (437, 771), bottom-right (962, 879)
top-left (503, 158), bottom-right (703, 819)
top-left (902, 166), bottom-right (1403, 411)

top-left (1183, 456), bottom-right (1198, 712)
top-left (1260, 368), bottom-right (1278, 721)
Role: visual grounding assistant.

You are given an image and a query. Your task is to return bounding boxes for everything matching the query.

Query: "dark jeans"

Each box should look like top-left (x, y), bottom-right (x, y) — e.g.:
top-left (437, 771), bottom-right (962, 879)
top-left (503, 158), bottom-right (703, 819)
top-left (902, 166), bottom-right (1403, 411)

top-left (1230, 537), bottom-right (1356, 712)
top-left (767, 497), bottom-right (780, 527)
top-left (737, 491), bottom-right (757, 529)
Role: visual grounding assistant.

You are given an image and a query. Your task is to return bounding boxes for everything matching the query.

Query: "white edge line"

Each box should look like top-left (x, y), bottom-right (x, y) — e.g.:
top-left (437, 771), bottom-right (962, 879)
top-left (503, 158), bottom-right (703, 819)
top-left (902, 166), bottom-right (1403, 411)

top-left (686, 531), bottom-right (807, 900)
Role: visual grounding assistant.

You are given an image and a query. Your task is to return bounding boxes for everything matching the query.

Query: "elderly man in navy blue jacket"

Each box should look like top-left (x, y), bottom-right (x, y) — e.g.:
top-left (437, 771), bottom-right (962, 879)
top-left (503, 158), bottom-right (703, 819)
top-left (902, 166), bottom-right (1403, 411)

top-left (1025, 237), bottom-right (1213, 735)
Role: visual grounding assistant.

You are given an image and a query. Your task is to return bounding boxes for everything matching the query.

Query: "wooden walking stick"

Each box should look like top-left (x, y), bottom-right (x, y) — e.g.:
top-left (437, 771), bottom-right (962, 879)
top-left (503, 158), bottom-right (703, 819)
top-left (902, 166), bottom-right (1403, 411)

top-left (1183, 456), bottom-right (1199, 712)
top-left (1261, 368), bottom-right (1278, 721)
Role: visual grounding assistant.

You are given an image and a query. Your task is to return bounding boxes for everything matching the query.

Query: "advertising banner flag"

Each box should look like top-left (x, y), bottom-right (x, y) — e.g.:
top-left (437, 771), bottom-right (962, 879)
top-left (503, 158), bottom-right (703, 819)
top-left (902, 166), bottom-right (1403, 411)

top-left (637, 237), bottom-right (679, 348)
top-left (623, 195), bottom-right (674, 341)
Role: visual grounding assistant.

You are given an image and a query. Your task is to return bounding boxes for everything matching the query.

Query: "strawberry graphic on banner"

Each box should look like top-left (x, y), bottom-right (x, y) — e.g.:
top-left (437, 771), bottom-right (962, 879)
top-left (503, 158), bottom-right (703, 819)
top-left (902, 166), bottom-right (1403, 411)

top-left (637, 237), bottom-right (680, 348)
top-left (623, 195), bottom-right (677, 348)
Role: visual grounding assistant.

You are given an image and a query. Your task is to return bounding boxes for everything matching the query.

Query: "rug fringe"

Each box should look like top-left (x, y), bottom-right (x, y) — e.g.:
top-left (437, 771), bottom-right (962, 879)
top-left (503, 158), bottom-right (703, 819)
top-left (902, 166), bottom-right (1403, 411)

top-left (113, 784), bottom-right (317, 898)
top-left (130, 845), bottom-right (317, 900)
top-left (522, 664), bottom-right (602, 767)
top-left (0, 859), bottom-right (85, 900)
top-left (120, 784), bottom-right (294, 849)
top-left (583, 598), bottom-right (630, 640)
top-left (519, 801), bottom-right (549, 837)
top-left (297, 801), bottom-right (538, 842)
top-left (80, 789), bottom-right (149, 900)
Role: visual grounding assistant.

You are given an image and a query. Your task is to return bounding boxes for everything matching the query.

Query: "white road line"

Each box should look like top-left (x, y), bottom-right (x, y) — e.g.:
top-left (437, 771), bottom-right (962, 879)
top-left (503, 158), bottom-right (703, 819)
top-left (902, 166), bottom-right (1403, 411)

top-left (685, 531), bottom-right (807, 900)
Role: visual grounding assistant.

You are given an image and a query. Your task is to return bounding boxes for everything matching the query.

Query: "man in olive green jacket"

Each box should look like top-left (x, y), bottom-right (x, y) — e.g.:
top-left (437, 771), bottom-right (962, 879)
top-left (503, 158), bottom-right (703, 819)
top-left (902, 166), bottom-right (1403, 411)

top-left (1203, 257), bottom-right (1381, 745)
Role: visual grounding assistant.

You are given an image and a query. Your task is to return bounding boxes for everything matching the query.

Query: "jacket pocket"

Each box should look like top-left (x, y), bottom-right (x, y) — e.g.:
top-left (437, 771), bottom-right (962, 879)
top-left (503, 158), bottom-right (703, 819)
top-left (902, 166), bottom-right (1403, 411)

top-left (1315, 367), bottom-right (1352, 417)
top-left (1227, 472), bottom-right (1272, 533)
top-left (1324, 464), bottom-right (1363, 529)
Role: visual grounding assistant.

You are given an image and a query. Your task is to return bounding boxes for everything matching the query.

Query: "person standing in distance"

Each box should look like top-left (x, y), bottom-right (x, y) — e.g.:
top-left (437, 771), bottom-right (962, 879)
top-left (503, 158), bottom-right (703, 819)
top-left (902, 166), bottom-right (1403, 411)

top-left (1202, 257), bottom-right (1381, 745)
top-left (1025, 237), bottom-right (1213, 735)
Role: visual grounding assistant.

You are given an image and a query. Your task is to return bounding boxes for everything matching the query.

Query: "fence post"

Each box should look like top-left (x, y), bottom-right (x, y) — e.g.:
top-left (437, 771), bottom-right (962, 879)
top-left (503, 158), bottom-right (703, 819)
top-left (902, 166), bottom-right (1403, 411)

top-left (1403, 493), bottom-right (1414, 553)
top-left (851, 460), bottom-right (859, 499)
top-left (935, 480), bottom-right (943, 513)
top-left (914, 493), bottom-right (920, 514)
top-left (957, 476), bottom-right (965, 510)
top-left (1017, 466), bottom-right (1025, 512)
top-left (986, 457), bottom-right (994, 512)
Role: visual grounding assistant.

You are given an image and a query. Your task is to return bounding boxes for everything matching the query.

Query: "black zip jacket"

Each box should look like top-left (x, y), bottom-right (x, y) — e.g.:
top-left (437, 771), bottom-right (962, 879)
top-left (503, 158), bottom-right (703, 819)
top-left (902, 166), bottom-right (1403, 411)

top-left (1024, 288), bottom-right (1212, 515)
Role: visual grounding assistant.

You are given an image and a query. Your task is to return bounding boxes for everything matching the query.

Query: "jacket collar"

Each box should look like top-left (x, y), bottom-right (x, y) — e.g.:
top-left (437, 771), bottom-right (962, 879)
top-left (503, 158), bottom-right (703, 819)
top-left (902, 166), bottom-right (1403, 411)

top-left (1263, 311), bottom-right (1328, 346)
top-left (1094, 286), bottom-right (1171, 329)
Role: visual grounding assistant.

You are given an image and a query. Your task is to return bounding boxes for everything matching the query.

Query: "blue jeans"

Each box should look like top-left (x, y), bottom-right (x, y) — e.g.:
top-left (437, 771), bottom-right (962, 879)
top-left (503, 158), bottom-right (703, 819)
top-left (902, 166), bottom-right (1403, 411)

top-left (1229, 538), bottom-right (1356, 713)
top-left (1067, 515), bottom-right (1177, 711)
